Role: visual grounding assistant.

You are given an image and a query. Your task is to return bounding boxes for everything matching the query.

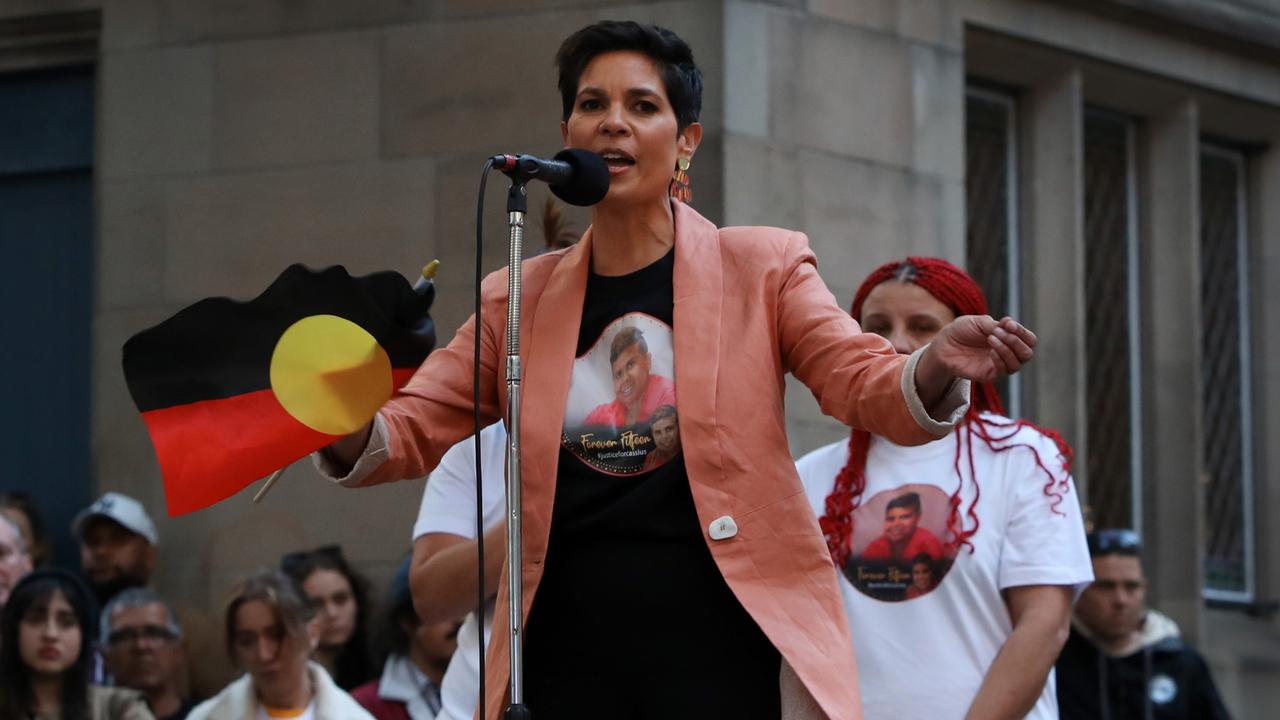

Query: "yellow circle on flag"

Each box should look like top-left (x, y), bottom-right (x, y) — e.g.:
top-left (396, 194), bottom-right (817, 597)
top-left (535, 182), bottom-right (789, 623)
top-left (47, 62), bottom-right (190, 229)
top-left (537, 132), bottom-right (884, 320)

top-left (270, 314), bottom-right (393, 435)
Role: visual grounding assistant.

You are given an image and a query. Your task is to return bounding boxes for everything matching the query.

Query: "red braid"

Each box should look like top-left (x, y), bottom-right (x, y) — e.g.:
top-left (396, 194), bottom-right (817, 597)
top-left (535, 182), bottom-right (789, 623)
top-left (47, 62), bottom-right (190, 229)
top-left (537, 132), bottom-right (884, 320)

top-left (818, 257), bottom-right (1075, 567)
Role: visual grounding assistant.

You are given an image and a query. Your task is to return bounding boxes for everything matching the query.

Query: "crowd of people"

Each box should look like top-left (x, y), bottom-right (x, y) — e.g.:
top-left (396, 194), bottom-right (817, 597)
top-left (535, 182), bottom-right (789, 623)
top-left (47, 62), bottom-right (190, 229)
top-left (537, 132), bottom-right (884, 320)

top-left (0, 18), bottom-right (1235, 720)
top-left (0, 476), bottom-right (1234, 719)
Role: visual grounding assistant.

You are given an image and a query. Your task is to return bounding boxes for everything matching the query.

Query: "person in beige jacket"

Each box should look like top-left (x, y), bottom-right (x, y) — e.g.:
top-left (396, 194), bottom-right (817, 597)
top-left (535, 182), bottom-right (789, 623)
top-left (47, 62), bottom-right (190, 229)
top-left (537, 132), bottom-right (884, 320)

top-left (0, 568), bottom-right (154, 720)
top-left (187, 569), bottom-right (372, 720)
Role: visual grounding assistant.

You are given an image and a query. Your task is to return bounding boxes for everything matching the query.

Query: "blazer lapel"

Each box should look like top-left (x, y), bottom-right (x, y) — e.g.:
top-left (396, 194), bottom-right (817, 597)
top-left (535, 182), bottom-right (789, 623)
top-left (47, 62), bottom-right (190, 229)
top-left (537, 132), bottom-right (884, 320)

top-left (672, 201), bottom-right (724, 479)
top-left (518, 230), bottom-right (590, 569)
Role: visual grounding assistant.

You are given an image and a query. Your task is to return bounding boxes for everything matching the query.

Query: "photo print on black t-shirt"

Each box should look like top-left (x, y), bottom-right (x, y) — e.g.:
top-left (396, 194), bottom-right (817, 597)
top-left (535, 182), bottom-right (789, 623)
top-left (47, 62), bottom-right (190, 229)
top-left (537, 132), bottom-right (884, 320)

top-left (843, 484), bottom-right (959, 602)
top-left (562, 313), bottom-right (679, 475)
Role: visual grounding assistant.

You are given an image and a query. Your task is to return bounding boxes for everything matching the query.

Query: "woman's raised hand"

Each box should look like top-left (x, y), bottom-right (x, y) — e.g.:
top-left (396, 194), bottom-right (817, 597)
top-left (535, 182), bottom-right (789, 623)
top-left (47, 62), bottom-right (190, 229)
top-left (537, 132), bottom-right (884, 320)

top-left (913, 316), bottom-right (1036, 408)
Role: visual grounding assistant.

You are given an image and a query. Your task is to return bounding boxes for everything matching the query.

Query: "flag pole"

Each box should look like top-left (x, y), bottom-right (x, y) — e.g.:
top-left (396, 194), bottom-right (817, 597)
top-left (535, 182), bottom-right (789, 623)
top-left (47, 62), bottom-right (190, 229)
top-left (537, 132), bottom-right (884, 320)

top-left (252, 466), bottom-right (287, 503)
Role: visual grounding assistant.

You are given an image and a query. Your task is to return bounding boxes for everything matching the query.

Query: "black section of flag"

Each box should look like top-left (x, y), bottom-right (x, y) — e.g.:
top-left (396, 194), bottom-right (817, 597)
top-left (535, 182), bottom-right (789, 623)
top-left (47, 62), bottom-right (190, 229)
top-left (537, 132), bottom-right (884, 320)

top-left (123, 264), bottom-right (436, 412)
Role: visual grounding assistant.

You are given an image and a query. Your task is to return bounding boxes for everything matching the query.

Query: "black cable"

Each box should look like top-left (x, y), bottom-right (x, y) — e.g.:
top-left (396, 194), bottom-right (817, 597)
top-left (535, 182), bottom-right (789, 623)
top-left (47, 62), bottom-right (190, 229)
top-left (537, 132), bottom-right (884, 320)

top-left (474, 157), bottom-right (494, 720)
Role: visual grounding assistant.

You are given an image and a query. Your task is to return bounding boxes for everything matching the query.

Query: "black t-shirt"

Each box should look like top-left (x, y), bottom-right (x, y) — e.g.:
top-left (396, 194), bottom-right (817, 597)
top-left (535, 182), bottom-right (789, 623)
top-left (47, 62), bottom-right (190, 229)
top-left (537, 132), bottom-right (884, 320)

top-left (523, 250), bottom-right (780, 718)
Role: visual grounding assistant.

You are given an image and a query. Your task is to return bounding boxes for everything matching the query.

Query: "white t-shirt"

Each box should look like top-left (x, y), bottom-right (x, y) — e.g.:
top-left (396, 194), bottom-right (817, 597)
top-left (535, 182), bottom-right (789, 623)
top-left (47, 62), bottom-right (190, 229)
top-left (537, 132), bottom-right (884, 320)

top-left (412, 423), bottom-right (507, 720)
top-left (796, 413), bottom-right (1093, 720)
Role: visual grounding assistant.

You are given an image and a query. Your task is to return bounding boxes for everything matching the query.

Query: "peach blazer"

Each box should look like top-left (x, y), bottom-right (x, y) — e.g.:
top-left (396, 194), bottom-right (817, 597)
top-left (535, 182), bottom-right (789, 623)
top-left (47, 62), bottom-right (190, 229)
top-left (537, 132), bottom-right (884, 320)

top-left (328, 201), bottom-right (965, 720)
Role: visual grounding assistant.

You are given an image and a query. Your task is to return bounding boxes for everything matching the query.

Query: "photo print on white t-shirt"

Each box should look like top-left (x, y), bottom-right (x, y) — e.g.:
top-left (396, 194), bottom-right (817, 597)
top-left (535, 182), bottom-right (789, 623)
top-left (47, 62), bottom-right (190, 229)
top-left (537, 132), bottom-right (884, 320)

top-left (562, 313), bottom-right (679, 475)
top-left (845, 484), bottom-right (958, 602)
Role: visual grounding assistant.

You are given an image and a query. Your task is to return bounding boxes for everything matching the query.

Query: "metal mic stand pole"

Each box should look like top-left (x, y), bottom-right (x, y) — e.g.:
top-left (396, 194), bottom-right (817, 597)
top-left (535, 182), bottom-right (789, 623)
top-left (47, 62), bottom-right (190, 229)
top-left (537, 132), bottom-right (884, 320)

top-left (502, 179), bottom-right (532, 720)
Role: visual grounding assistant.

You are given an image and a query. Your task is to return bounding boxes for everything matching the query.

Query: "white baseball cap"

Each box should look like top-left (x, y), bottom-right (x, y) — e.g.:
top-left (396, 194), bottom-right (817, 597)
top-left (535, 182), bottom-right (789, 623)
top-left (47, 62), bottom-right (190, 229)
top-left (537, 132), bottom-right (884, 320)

top-left (71, 492), bottom-right (159, 546)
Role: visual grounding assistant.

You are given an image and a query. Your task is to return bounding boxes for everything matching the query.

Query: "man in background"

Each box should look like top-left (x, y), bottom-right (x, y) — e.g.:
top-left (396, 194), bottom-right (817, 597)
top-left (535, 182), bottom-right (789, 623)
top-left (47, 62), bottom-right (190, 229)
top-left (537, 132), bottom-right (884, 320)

top-left (1056, 528), bottom-right (1232, 719)
top-left (72, 491), bottom-right (159, 606)
top-left (102, 587), bottom-right (195, 720)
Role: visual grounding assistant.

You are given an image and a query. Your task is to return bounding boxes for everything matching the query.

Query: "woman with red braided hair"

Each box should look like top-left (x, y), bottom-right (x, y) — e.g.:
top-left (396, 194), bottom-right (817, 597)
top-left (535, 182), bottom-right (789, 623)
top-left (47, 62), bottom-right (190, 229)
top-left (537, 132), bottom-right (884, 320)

top-left (796, 257), bottom-right (1092, 720)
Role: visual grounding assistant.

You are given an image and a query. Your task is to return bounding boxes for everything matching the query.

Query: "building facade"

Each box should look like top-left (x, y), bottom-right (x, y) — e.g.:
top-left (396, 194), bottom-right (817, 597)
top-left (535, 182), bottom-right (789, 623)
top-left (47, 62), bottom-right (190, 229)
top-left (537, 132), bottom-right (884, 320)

top-left (2, 0), bottom-right (1276, 713)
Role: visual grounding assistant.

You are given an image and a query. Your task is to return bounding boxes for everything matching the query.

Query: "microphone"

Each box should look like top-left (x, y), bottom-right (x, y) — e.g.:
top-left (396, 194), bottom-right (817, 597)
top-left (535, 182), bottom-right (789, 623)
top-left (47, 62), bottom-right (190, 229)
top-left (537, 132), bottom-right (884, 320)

top-left (489, 148), bottom-right (610, 207)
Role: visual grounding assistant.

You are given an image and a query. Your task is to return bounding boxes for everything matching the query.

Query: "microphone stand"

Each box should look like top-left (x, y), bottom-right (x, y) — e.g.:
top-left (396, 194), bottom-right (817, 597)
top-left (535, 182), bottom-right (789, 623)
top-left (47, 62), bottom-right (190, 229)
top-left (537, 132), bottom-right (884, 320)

top-left (501, 178), bottom-right (532, 720)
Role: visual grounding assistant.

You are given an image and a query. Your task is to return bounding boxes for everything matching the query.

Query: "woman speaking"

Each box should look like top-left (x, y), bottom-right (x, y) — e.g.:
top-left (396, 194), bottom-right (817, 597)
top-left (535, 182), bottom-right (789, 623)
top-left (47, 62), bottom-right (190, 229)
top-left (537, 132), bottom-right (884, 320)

top-left (319, 20), bottom-right (1037, 720)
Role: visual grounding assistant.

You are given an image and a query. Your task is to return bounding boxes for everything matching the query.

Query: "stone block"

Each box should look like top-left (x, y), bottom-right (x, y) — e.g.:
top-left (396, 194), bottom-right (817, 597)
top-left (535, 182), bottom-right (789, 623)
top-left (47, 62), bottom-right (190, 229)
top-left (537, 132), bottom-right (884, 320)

top-left (98, 178), bottom-right (168, 308)
top-left (102, 0), bottom-right (162, 51)
top-left (909, 42), bottom-right (965, 182)
top-left (383, 1), bottom-right (722, 157)
top-left (212, 31), bottom-right (379, 169)
top-left (99, 46), bottom-right (213, 178)
top-left (157, 0), bottom-right (429, 43)
top-left (793, 150), bottom-right (961, 304)
top-left (725, 0), bottom-right (770, 139)
top-left (0, 0), bottom-right (97, 21)
top-left (769, 14), bottom-right (914, 170)
top-left (722, 133), bottom-right (801, 231)
top-left (381, 17), bottom-right (576, 157)
top-left (429, 0), bottom-right (630, 16)
top-left (162, 158), bottom-right (435, 303)
top-left (808, 0), bottom-right (961, 50)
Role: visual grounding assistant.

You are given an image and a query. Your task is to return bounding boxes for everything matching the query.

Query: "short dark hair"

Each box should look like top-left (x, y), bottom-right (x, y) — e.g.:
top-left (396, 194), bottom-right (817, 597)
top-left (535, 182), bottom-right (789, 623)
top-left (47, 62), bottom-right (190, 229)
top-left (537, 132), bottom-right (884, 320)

top-left (1087, 528), bottom-right (1141, 558)
top-left (886, 492), bottom-right (921, 516)
top-left (610, 326), bottom-right (648, 364)
top-left (100, 586), bottom-right (183, 646)
top-left (555, 20), bottom-right (703, 130)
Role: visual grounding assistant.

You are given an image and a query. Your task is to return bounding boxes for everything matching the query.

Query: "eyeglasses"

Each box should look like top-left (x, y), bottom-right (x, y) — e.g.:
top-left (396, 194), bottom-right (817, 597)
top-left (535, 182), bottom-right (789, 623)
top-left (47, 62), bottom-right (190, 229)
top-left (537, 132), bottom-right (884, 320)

top-left (1088, 528), bottom-right (1141, 556)
top-left (107, 624), bottom-right (179, 646)
top-left (280, 544), bottom-right (344, 576)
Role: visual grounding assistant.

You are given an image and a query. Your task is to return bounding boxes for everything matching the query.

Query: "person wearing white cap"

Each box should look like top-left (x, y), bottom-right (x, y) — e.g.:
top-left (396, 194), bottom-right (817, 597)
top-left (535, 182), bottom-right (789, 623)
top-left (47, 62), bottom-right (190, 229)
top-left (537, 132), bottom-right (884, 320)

top-left (72, 492), bottom-right (159, 607)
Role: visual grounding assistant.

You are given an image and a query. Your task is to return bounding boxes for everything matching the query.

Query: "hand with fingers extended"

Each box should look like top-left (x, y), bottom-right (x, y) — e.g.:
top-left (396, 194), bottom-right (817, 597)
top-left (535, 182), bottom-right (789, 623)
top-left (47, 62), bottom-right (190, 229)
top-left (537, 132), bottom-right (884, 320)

top-left (914, 316), bottom-right (1037, 407)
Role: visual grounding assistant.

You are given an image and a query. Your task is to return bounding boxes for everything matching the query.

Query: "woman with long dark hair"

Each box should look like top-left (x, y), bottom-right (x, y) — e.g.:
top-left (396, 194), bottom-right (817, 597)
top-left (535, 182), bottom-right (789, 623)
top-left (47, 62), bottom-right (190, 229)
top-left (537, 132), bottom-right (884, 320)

top-left (319, 21), bottom-right (1040, 720)
top-left (0, 568), bottom-right (153, 720)
top-left (280, 545), bottom-right (376, 690)
top-left (797, 257), bottom-right (1093, 719)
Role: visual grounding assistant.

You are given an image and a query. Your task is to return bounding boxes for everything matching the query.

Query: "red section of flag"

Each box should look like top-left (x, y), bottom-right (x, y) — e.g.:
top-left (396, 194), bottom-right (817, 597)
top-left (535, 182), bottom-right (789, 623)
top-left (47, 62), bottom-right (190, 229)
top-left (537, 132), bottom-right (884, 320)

top-left (142, 390), bottom-right (334, 516)
top-left (143, 368), bottom-right (418, 516)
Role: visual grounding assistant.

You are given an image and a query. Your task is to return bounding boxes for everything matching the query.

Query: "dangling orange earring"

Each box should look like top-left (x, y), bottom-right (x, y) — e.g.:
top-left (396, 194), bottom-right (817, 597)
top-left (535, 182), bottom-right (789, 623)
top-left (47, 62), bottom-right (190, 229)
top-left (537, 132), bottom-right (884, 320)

top-left (669, 157), bottom-right (692, 203)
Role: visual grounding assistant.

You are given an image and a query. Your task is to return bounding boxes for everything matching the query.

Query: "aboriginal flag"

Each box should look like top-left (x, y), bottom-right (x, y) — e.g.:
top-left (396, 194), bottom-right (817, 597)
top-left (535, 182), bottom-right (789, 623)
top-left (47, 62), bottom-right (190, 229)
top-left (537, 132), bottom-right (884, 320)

top-left (123, 264), bottom-right (436, 516)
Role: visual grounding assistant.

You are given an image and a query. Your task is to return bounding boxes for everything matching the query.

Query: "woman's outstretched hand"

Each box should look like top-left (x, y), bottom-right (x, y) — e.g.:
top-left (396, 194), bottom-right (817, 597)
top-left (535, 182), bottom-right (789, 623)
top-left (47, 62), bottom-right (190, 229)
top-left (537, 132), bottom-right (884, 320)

top-left (915, 316), bottom-right (1036, 407)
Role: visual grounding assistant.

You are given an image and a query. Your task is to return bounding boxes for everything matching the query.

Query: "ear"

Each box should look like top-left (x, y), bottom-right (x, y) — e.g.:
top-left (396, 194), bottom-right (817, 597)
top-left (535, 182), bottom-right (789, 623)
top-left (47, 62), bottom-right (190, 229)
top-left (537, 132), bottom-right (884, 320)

top-left (561, 120), bottom-right (570, 147)
top-left (677, 121), bottom-right (703, 161)
top-left (144, 544), bottom-right (159, 575)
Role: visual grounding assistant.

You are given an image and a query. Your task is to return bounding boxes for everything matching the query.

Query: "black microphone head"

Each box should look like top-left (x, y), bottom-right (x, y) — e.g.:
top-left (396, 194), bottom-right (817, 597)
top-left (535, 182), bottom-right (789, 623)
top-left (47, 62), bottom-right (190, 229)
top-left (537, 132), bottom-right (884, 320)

top-left (550, 148), bottom-right (610, 207)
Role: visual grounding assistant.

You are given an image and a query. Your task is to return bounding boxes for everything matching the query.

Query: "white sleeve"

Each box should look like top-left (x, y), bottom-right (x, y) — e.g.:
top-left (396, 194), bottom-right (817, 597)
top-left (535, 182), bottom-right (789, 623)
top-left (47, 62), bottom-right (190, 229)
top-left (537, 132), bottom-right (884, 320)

top-left (997, 433), bottom-right (1094, 598)
top-left (411, 423), bottom-right (508, 541)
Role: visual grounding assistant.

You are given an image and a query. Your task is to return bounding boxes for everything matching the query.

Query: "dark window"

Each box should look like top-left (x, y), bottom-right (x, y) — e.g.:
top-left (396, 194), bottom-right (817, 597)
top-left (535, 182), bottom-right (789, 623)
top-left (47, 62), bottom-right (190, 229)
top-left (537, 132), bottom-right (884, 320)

top-left (1082, 110), bottom-right (1141, 532)
top-left (965, 88), bottom-right (1021, 416)
top-left (1199, 145), bottom-right (1254, 600)
top-left (0, 65), bottom-right (95, 568)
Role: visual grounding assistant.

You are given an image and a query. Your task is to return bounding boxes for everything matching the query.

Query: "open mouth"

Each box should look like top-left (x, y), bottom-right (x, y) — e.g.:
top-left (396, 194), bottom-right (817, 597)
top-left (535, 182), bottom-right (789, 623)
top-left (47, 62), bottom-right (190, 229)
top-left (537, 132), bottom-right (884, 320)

top-left (598, 149), bottom-right (636, 171)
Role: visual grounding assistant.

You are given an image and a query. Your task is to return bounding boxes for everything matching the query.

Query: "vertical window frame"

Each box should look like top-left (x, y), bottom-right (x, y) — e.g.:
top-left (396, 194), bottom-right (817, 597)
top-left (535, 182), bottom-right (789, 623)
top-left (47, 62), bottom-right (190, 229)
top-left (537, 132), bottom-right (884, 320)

top-left (1082, 107), bottom-right (1145, 534)
top-left (965, 84), bottom-right (1023, 419)
top-left (1200, 142), bottom-right (1256, 603)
